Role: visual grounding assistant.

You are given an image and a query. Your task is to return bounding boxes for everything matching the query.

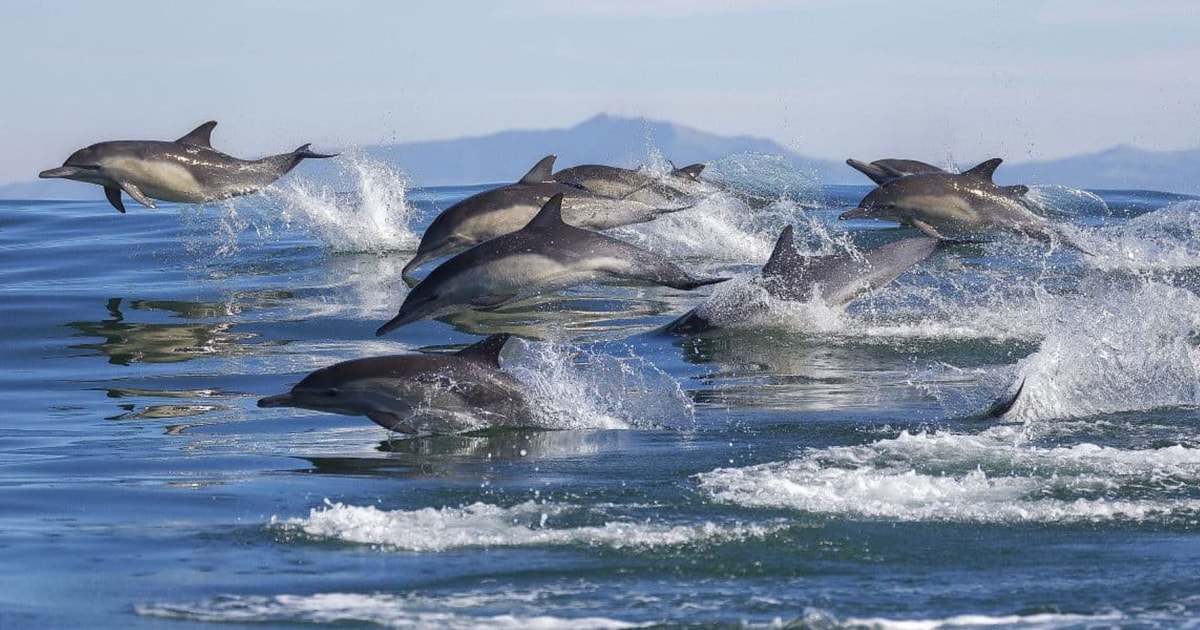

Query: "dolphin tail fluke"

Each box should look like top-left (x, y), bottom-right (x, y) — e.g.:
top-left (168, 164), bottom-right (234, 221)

top-left (292, 143), bottom-right (339, 160)
top-left (271, 144), bottom-right (339, 175)
top-left (986, 378), bottom-right (1025, 418)
top-left (671, 163), bottom-right (705, 181)
top-left (656, 307), bottom-right (714, 337)
top-left (672, 275), bottom-right (731, 290)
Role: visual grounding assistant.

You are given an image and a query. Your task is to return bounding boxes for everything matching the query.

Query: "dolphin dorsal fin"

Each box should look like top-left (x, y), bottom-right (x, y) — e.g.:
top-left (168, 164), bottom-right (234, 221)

top-left (455, 333), bottom-right (512, 367)
top-left (761, 225), bottom-right (804, 277)
top-left (964, 157), bottom-right (1003, 181)
top-left (525, 193), bottom-right (567, 230)
top-left (671, 163), bottom-right (705, 181)
top-left (175, 121), bottom-right (218, 148)
top-left (519, 155), bottom-right (557, 184)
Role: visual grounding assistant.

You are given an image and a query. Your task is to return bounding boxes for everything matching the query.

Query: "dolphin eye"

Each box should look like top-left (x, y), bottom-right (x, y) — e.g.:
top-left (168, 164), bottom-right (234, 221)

top-left (322, 389), bottom-right (339, 398)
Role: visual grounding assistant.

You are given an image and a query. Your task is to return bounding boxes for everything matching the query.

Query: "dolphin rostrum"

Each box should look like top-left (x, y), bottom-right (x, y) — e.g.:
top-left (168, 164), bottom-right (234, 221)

top-left (661, 225), bottom-right (949, 335)
top-left (257, 333), bottom-right (534, 435)
top-left (379, 193), bottom-right (728, 335)
top-left (402, 155), bottom-right (693, 278)
top-left (39, 121), bottom-right (336, 213)
top-left (553, 162), bottom-right (710, 206)
top-left (838, 158), bottom-right (1083, 248)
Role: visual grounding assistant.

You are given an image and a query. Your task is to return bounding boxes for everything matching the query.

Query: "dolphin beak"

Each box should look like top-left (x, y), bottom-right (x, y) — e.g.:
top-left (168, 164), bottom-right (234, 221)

top-left (375, 311), bottom-right (417, 337)
top-left (839, 207), bottom-right (869, 220)
top-left (38, 166), bottom-right (78, 179)
top-left (257, 393), bottom-right (295, 408)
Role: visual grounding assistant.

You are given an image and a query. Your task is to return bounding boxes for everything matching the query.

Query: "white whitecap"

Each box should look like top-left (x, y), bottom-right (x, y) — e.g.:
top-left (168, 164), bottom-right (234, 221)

top-left (274, 499), bottom-right (781, 552)
top-left (698, 430), bottom-right (1200, 523)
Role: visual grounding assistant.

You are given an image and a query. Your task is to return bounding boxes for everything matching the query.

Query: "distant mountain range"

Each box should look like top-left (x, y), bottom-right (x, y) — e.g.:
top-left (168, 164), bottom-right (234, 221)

top-left (5, 114), bottom-right (1199, 198)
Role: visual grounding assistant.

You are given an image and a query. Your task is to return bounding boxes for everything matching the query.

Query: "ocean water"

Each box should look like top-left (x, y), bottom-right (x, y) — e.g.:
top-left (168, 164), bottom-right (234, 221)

top-left (2, 153), bottom-right (1200, 629)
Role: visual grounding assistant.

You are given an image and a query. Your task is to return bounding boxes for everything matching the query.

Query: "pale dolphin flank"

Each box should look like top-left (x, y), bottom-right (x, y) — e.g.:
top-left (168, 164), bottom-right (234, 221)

top-left (553, 162), bottom-right (710, 206)
top-left (846, 157), bottom-right (1031, 198)
top-left (661, 225), bottom-right (948, 335)
top-left (402, 155), bottom-right (693, 277)
top-left (839, 158), bottom-right (1081, 247)
top-left (257, 333), bottom-right (534, 435)
top-left (39, 121), bottom-right (336, 213)
top-left (379, 193), bottom-right (728, 335)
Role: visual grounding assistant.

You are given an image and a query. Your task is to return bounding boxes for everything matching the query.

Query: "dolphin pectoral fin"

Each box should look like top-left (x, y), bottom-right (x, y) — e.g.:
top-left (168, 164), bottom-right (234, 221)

top-left (911, 219), bottom-right (947, 240)
top-left (118, 181), bottom-right (156, 209)
top-left (470, 294), bottom-right (517, 309)
top-left (1000, 184), bottom-right (1030, 197)
top-left (104, 186), bottom-right (127, 213)
top-left (367, 411), bottom-right (417, 433)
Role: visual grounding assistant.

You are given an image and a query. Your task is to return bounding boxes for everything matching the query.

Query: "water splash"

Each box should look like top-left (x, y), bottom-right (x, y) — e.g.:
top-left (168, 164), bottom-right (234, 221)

top-left (1082, 200), bottom-right (1200, 272)
top-left (1002, 280), bottom-right (1200, 422)
top-left (267, 149), bottom-right (421, 254)
top-left (510, 339), bottom-right (695, 431)
top-left (1024, 184), bottom-right (1111, 219)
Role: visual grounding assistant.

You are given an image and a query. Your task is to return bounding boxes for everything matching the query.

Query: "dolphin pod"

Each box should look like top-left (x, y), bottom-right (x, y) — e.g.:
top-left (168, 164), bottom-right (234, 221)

top-left (377, 193), bottom-right (728, 336)
top-left (39, 121), bottom-right (336, 213)
top-left (41, 122), bottom-right (1060, 429)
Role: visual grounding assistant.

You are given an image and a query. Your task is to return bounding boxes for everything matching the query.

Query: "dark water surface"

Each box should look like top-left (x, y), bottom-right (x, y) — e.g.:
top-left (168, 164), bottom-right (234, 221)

top-left (2, 157), bottom-right (1199, 628)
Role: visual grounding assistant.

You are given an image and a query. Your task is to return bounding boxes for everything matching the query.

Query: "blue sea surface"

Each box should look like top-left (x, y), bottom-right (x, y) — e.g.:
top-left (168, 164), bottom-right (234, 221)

top-left (2, 155), bottom-right (1199, 628)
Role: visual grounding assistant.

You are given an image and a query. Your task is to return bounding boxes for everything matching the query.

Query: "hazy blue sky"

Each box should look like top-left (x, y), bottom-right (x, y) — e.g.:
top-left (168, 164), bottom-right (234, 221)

top-left (4, 1), bottom-right (1197, 184)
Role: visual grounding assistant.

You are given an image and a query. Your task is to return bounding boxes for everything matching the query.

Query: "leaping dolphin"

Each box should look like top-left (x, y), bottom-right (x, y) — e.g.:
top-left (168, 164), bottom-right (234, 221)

top-left (839, 158), bottom-right (1083, 249)
top-left (553, 162), bottom-right (710, 206)
top-left (402, 155), bottom-right (694, 278)
top-left (661, 225), bottom-right (950, 335)
top-left (39, 121), bottom-right (336, 213)
top-left (257, 333), bottom-right (534, 435)
top-left (845, 158), bottom-right (948, 184)
top-left (846, 156), bottom-right (1031, 199)
top-left (379, 193), bottom-right (728, 335)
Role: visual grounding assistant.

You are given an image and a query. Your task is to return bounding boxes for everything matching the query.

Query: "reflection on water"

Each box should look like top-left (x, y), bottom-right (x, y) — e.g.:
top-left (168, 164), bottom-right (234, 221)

top-left (66, 297), bottom-right (274, 365)
top-left (299, 430), bottom-right (625, 478)
top-left (677, 330), bottom-right (1009, 415)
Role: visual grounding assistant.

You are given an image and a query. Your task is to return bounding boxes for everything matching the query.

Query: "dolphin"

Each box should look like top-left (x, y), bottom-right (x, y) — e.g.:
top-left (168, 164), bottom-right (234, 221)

top-left (845, 158), bottom-right (948, 185)
top-left (257, 333), bottom-right (534, 434)
top-left (379, 193), bottom-right (728, 335)
top-left (402, 155), bottom-right (693, 278)
top-left (846, 157), bottom-right (1032, 200)
top-left (553, 162), bottom-right (710, 206)
top-left (838, 158), bottom-right (1081, 247)
top-left (661, 225), bottom-right (949, 335)
top-left (38, 121), bottom-right (336, 213)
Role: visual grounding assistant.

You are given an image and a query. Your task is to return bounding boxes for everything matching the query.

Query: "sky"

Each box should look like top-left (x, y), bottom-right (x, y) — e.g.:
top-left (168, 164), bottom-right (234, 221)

top-left (3, 0), bottom-right (1198, 185)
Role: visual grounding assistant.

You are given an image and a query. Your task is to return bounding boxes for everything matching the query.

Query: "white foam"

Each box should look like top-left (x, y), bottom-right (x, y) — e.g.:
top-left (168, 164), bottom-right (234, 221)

top-left (1003, 281), bottom-right (1200, 421)
top-left (267, 149), bottom-right (421, 254)
top-left (1080, 200), bottom-right (1200, 271)
top-left (509, 339), bottom-right (695, 431)
top-left (1024, 184), bottom-right (1111, 219)
top-left (137, 591), bottom-right (645, 629)
top-left (274, 499), bottom-right (781, 551)
top-left (698, 429), bottom-right (1200, 523)
top-left (837, 610), bottom-right (1126, 630)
